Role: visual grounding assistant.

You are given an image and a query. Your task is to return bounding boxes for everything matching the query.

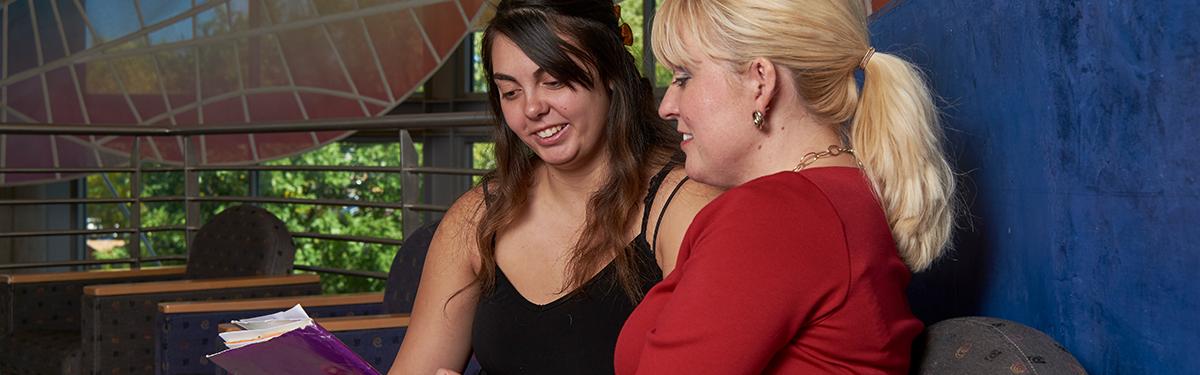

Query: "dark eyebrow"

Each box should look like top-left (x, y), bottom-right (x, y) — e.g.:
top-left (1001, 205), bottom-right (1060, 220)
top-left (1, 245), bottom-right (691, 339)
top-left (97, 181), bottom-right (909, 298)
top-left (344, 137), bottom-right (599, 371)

top-left (492, 68), bottom-right (546, 83)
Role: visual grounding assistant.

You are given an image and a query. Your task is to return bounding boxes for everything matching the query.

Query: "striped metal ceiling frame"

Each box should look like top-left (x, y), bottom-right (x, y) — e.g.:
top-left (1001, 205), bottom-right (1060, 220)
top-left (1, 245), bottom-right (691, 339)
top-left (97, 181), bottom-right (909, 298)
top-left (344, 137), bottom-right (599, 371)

top-left (1, 0), bottom-right (490, 186)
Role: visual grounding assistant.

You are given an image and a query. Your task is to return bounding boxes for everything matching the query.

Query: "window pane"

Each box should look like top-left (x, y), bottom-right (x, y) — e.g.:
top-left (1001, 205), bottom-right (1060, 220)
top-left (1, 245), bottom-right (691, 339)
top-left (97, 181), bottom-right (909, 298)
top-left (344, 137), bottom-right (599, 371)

top-left (471, 31), bottom-right (486, 93)
top-left (619, 0), bottom-right (673, 87)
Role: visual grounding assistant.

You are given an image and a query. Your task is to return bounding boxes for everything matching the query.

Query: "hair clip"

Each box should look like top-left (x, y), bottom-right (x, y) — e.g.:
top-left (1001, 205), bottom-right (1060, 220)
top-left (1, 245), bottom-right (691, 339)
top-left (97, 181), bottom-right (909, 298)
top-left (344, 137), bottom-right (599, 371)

top-left (613, 5), bottom-right (634, 46)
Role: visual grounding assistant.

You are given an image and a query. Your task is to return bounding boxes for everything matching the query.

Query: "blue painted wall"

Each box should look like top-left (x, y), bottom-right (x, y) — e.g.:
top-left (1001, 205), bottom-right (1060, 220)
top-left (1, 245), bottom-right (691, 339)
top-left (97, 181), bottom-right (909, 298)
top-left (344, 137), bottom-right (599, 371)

top-left (871, 1), bottom-right (1199, 373)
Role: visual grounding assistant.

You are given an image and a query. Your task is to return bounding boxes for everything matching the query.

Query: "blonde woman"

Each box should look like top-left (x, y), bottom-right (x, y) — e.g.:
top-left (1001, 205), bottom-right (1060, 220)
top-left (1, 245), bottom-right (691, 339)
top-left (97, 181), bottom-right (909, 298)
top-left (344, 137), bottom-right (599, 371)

top-left (614, 0), bottom-right (956, 373)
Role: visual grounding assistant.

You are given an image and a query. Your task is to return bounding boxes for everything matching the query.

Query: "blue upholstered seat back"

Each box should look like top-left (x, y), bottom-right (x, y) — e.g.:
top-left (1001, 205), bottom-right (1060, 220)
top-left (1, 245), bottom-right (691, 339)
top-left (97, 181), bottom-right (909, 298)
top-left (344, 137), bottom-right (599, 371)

top-left (186, 205), bottom-right (297, 279)
top-left (384, 220), bottom-right (440, 314)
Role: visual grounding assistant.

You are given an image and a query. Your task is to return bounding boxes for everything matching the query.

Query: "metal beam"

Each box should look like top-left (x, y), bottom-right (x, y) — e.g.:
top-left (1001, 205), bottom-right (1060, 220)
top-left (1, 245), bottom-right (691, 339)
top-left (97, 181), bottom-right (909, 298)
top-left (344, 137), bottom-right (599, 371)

top-left (293, 264), bottom-right (387, 280)
top-left (0, 111), bottom-right (492, 135)
top-left (0, 256), bottom-right (187, 270)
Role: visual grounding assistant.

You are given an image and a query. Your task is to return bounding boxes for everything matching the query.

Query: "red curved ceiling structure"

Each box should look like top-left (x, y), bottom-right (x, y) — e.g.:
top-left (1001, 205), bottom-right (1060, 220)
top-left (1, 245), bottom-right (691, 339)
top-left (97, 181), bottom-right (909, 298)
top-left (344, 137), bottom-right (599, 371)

top-left (0, 0), bottom-right (489, 186)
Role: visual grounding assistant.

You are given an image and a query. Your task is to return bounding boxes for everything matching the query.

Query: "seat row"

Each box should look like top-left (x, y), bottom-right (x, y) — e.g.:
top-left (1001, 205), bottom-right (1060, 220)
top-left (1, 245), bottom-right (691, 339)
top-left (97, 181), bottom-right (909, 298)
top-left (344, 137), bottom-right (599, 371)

top-left (0, 205), bottom-right (438, 374)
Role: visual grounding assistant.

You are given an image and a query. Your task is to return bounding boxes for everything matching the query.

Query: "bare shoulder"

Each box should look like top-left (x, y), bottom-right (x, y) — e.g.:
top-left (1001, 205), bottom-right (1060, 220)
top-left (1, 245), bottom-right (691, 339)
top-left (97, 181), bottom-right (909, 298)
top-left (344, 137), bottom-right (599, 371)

top-left (662, 167), bottom-right (723, 205)
top-left (649, 167), bottom-right (724, 275)
top-left (391, 186), bottom-right (484, 373)
top-left (442, 185), bottom-right (487, 231)
top-left (432, 185), bottom-right (488, 269)
top-left (652, 167), bottom-right (722, 229)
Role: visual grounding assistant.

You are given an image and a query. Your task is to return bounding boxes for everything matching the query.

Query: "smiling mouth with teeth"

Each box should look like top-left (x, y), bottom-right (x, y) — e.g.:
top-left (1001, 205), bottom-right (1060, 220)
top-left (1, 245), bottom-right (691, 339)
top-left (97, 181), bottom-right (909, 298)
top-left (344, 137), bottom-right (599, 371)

top-left (536, 124), bottom-right (567, 139)
top-left (682, 134), bottom-right (694, 141)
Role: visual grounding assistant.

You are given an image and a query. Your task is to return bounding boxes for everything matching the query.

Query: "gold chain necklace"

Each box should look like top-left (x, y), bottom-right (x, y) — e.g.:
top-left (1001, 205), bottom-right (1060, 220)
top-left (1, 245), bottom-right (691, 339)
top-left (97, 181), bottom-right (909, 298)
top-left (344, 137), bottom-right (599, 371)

top-left (792, 145), bottom-right (856, 172)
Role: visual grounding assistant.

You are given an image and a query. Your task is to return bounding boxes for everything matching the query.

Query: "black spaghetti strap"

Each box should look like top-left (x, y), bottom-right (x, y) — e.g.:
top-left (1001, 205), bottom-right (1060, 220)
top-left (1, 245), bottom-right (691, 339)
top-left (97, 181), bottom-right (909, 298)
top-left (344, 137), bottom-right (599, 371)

top-left (651, 176), bottom-right (689, 253)
top-left (639, 163), bottom-right (677, 239)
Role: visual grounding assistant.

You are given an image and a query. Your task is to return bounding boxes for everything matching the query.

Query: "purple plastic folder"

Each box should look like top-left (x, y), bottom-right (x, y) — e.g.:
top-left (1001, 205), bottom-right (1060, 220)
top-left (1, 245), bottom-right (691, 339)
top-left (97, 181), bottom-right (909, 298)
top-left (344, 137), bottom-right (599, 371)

top-left (207, 322), bottom-right (381, 375)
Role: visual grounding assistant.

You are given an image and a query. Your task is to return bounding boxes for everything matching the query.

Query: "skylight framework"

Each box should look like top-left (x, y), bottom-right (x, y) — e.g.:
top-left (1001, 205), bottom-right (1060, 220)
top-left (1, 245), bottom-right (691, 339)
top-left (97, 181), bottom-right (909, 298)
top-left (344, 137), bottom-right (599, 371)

top-left (0, 0), bottom-right (489, 186)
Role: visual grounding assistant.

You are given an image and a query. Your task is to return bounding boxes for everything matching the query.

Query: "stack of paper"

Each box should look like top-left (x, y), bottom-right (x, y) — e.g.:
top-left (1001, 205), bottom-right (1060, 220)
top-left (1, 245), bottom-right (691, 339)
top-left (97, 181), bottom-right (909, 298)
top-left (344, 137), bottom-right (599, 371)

top-left (207, 304), bottom-right (380, 375)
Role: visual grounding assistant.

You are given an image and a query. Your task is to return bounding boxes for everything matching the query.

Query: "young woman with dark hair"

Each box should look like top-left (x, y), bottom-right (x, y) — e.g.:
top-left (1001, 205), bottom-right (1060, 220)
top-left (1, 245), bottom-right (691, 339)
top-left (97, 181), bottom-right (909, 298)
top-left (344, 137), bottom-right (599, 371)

top-left (389, 1), bottom-right (719, 374)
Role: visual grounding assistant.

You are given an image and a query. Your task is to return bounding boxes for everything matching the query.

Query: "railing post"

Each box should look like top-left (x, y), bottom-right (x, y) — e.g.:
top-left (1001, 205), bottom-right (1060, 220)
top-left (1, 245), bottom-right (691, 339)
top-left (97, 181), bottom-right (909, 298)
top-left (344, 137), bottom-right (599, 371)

top-left (130, 136), bottom-right (142, 269)
top-left (400, 129), bottom-right (421, 237)
top-left (249, 169), bottom-right (260, 200)
top-left (184, 136), bottom-right (200, 255)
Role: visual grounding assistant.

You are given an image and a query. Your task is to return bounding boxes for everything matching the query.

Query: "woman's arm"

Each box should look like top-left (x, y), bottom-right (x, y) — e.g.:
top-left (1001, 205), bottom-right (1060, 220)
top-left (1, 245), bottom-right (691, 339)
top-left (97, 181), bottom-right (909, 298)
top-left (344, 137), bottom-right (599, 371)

top-left (648, 168), bottom-right (724, 276)
top-left (389, 188), bottom-right (486, 374)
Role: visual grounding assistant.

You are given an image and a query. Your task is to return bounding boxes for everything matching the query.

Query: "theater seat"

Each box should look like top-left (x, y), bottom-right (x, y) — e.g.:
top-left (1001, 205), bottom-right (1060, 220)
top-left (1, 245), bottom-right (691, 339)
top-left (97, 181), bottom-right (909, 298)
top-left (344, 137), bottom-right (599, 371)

top-left (913, 316), bottom-right (1087, 374)
top-left (158, 220), bottom-right (442, 374)
top-left (0, 205), bottom-right (320, 375)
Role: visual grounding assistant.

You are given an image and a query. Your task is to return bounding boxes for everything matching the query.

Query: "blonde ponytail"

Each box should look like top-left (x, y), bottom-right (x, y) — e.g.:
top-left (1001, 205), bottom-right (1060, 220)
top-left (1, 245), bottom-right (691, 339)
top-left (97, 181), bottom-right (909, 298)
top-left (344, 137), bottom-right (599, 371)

top-left (653, 0), bottom-right (956, 272)
top-left (853, 53), bottom-right (956, 272)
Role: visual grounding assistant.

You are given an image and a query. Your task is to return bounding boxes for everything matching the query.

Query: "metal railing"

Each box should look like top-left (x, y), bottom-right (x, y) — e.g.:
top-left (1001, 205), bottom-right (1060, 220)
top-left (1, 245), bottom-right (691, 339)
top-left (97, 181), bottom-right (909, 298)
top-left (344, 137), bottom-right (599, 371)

top-left (0, 111), bottom-right (493, 279)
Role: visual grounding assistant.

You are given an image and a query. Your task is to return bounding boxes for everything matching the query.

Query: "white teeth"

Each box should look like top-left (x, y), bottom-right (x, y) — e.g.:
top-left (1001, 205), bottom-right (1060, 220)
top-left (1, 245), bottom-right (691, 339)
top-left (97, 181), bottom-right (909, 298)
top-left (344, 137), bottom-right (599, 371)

top-left (682, 133), bottom-right (694, 141)
top-left (537, 125), bottom-right (566, 139)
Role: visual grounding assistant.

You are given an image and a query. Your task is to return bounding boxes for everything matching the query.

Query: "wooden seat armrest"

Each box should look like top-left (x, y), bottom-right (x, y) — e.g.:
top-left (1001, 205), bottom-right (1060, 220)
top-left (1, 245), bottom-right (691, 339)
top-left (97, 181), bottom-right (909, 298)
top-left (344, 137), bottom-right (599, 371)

top-left (0, 266), bottom-right (185, 285)
top-left (159, 292), bottom-right (385, 314)
top-left (217, 314), bottom-right (411, 333)
top-left (316, 314), bottom-right (411, 332)
top-left (83, 274), bottom-right (320, 296)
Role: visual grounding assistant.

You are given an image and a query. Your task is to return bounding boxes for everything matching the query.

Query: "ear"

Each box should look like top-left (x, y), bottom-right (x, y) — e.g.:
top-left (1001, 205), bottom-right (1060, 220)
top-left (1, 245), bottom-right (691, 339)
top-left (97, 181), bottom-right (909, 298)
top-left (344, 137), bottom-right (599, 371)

top-left (745, 57), bottom-right (778, 113)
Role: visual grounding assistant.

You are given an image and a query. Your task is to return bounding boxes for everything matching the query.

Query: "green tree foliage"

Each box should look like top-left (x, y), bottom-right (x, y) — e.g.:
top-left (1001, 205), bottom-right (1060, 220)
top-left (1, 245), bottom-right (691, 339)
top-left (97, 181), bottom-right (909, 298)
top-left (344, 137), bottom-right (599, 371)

top-left (469, 0), bottom-right (671, 93)
top-left (86, 140), bottom-right (410, 294)
top-left (620, 0), bottom-right (674, 86)
top-left (258, 142), bottom-right (405, 293)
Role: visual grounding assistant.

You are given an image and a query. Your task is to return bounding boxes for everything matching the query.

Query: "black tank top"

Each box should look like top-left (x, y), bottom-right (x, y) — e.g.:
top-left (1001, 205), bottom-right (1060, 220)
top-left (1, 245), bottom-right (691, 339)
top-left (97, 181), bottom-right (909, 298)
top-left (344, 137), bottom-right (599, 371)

top-left (472, 164), bottom-right (689, 375)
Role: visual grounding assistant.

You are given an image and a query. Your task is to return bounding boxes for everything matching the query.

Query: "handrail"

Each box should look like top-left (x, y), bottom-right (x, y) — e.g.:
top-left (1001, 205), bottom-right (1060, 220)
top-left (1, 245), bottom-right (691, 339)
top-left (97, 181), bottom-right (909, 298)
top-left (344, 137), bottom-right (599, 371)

top-left (0, 111), bottom-right (492, 136)
top-left (0, 198), bottom-right (136, 206)
top-left (2, 165), bottom-right (489, 175)
top-left (1, 167), bottom-right (140, 173)
top-left (290, 232), bottom-right (406, 246)
top-left (0, 228), bottom-right (139, 238)
top-left (189, 195), bottom-right (405, 211)
top-left (0, 111), bottom-right (487, 279)
top-left (294, 264), bottom-right (389, 280)
top-left (0, 256), bottom-right (187, 271)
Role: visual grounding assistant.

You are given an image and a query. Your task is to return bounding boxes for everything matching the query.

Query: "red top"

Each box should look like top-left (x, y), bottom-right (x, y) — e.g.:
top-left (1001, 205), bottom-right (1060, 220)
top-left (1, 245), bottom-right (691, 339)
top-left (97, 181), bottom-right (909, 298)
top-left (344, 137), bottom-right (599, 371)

top-left (614, 168), bottom-right (923, 374)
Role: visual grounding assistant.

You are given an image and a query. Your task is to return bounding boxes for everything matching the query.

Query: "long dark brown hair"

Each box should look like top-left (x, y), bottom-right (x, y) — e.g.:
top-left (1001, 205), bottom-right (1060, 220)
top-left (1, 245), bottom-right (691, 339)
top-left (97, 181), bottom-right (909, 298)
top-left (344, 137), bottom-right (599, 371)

top-left (474, 0), bottom-right (679, 302)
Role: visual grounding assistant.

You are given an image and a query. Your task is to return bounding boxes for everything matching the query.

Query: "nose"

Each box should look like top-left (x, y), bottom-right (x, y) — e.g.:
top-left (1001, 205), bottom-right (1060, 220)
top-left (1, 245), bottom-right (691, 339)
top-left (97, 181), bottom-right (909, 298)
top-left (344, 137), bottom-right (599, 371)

top-left (658, 87), bottom-right (679, 121)
top-left (524, 89), bottom-right (550, 120)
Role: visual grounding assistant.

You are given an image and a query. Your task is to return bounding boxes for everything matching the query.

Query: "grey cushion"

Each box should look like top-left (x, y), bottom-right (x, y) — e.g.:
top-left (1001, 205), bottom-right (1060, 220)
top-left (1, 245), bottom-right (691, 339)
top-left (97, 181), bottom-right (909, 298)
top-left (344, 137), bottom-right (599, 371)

top-left (0, 330), bottom-right (81, 374)
top-left (1, 205), bottom-right (304, 374)
top-left (384, 220), bottom-right (440, 314)
top-left (915, 316), bottom-right (1087, 374)
top-left (186, 205), bottom-right (296, 279)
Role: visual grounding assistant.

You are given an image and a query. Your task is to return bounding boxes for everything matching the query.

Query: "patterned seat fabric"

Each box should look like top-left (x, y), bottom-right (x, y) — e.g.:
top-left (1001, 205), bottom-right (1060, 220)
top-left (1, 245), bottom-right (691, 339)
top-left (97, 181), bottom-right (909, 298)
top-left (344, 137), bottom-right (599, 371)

top-left (0, 330), bottom-right (82, 374)
top-left (212, 221), bottom-right (441, 375)
top-left (383, 220), bottom-right (440, 314)
top-left (381, 220), bottom-right (485, 375)
top-left (185, 204), bottom-right (297, 279)
top-left (159, 301), bottom-right (383, 374)
top-left (1, 205), bottom-right (308, 375)
top-left (914, 316), bottom-right (1087, 374)
top-left (86, 285), bottom-right (321, 375)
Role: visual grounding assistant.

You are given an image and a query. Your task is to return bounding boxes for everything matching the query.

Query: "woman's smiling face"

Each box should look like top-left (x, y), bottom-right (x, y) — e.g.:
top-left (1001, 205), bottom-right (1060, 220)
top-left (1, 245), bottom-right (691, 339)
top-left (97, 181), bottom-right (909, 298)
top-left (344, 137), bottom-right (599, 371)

top-left (659, 56), bottom-right (760, 188)
top-left (490, 34), bottom-right (612, 169)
